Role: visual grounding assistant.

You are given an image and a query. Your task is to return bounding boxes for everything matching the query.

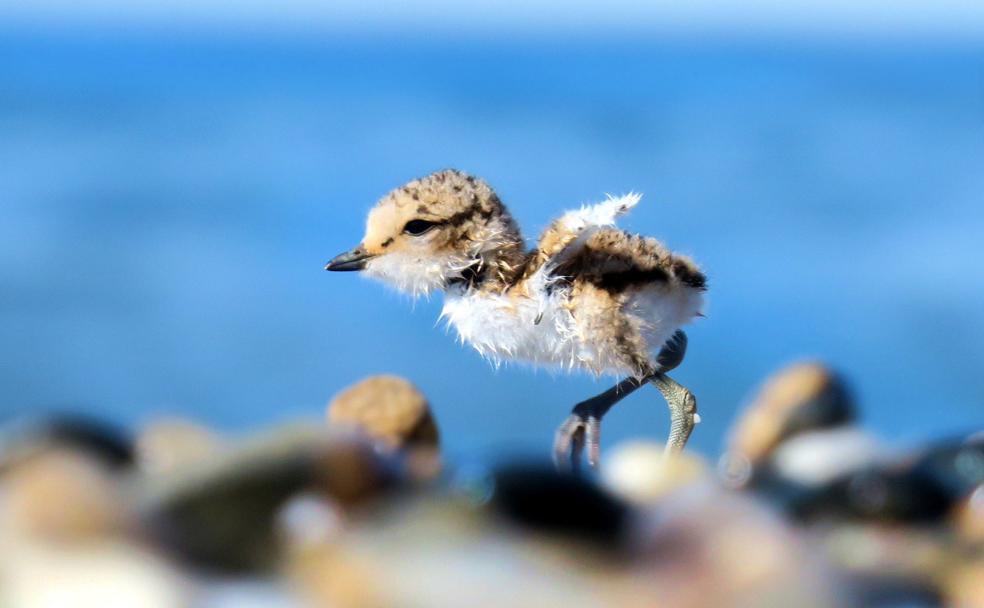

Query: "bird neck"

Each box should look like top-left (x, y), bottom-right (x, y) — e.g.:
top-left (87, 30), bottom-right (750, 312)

top-left (450, 235), bottom-right (529, 294)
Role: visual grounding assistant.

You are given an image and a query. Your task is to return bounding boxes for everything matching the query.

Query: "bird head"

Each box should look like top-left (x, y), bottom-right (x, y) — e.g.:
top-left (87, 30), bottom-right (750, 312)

top-left (326, 169), bottom-right (523, 296)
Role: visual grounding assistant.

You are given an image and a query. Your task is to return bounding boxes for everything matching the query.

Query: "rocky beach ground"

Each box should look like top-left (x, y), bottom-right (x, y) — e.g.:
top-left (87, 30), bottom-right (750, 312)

top-left (0, 364), bottom-right (981, 607)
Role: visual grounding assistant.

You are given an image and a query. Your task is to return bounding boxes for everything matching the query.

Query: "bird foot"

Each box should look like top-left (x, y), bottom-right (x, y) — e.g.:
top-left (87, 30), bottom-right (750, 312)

top-left (551, 376), bottom-right (647, 472)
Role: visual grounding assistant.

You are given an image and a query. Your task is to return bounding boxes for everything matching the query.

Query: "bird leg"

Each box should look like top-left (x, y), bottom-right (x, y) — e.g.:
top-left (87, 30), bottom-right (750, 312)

top-left (649, 373), bottom-right (699, 455)
top-left (552, 331), bottom-right (695, 470)
top-left (654, 329), bottom-right (688, 373)
top-left (649, 330), bottom-right (699, 454)
top-left (552, 376), bottom-right (645, 471)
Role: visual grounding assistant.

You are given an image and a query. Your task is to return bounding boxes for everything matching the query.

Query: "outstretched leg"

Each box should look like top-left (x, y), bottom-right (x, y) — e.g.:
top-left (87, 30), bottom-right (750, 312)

top-left (553, 376), bottom-right (644, 471)
top-left (552, 331), bottom-right (691, 470)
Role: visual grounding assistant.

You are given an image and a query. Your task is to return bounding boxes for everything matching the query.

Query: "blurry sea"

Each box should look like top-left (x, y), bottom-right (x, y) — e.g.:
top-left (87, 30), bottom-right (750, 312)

top-left (1, 30), bottom-right (982, 460)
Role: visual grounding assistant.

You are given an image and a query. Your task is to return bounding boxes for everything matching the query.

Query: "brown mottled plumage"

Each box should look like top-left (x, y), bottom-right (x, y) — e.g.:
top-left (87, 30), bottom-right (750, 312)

top-left (327, 169), bottom-right (706, 467)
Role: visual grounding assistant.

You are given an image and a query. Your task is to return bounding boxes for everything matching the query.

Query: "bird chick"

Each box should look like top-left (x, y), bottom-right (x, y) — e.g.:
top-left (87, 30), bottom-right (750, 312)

top-left (326, 169), bottom-right (706, 468)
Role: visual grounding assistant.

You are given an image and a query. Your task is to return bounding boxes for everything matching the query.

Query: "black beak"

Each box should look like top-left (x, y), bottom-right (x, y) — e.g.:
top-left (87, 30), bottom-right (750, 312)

top-left (325, 245), bottom-right (374, 272)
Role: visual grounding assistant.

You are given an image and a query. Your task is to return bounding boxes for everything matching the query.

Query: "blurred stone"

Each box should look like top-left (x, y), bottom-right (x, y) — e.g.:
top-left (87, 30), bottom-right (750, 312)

top-left (789, 464), bottom-right (954, 524)
top-left (786, 434), bottom-right (984, 526)
top-left (630, 486), bottom-right (844, 608)
top-left (327, 375), bottom-right (442, 485)
top-left (136, 417), bottom-right (223, 475)
top-left (600, 442), bottom-right (708, 505)
top-left (194, 577), bottom-right (302, 608)
top-left (1, 540), bottom-right (193, 608)
top-left (486, 461), bottom-right (630, 548)
top-left (952, 483), bottom-right (984, 545)
top-left (719, 363), bottom-right (900, 523)
top-left (276, 492), bottom-right (345, 551)
top-left (723, 362), bottom-right (855, 476)
top-left (766, 428), bottom-right (884, 487)
top-left (0, 413), bottom-right (133, 471)
top-left (815, 524), bottom-right (945, 606)
top-left (288, 456), bottom-right (848, 608)
top-left (906, 432), bottom-right (984, 503)
top-left (137, 425), bottom-right (398, 573)
top-left (285, 461), bottom-right (675, 606)
top-left (0, 448), bottom-right (132, 542)
top-left (327, 375), bottom-right (439, 453)
top-left (286, 490), bottom-right (656, 608)
top-left (943, 557), bottom-right (984, 608)
top-left (402, 444), bottom-right (444, 483)
top-left (0, 447), bottom-right (192, 607)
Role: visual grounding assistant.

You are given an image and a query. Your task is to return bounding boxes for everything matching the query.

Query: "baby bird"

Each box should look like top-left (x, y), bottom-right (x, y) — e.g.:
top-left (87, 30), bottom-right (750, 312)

top-left (326, 169), bottom-right (706, 468)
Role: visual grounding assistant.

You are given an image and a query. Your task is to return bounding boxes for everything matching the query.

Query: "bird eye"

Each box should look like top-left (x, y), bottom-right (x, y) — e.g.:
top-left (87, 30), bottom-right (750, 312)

top-left (403, 219), bottom-right (439, 235)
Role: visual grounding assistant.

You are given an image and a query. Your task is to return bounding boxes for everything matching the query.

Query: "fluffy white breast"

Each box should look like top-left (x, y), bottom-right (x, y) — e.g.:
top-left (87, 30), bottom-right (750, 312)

top-left (440, 267), bottom-right (586, 371)
top-left (441, 300), bottom-right (562, 368)
top-left (439, 267), bottom-right (628, 375)
top-left (440, 275), bottom-right (703, 377)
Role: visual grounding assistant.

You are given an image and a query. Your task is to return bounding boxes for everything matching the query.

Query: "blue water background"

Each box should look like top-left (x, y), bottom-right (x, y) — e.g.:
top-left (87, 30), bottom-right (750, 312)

top-left (1, 30), bottom-right (982, 460)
